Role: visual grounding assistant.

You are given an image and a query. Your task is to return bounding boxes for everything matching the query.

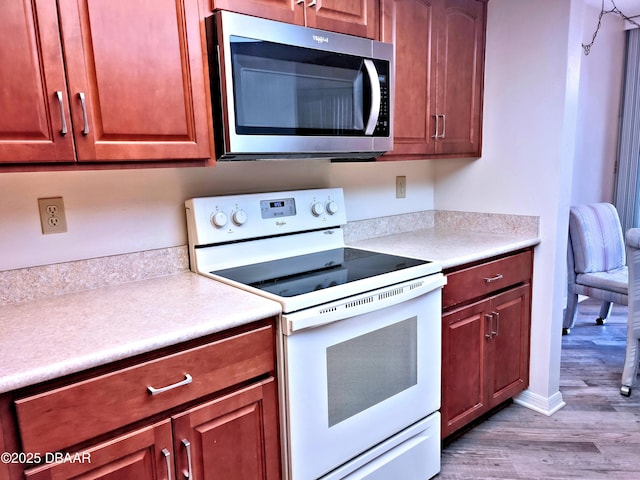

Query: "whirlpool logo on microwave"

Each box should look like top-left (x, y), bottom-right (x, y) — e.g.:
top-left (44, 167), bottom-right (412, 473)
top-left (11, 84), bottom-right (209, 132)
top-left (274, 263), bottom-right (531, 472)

top-left (312, 34), bottom-right (329, 44)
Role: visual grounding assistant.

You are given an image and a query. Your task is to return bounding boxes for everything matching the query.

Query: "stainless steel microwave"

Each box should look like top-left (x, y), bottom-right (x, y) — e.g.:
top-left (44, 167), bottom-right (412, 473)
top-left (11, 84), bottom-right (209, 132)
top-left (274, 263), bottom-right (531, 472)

top-left (205, 11), bottom-right (394, 161)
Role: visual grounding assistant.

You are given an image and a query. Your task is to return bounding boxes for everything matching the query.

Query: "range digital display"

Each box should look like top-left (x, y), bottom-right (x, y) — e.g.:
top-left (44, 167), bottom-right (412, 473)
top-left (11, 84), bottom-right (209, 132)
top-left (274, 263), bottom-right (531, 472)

top-left (260, 197), bottom-right (296, 219)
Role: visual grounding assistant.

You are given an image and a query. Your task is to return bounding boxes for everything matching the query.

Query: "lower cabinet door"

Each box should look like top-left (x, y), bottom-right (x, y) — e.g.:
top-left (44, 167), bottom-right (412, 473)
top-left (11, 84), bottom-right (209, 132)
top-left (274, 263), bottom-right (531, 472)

top-left (24, 420), bottom-right (174, 480)
top-left (487, 284), bottom-right (531, 407)
top-left (171, 378), bottom-right (281, 480)
top-left (441, 299), bottom-right (488, 438)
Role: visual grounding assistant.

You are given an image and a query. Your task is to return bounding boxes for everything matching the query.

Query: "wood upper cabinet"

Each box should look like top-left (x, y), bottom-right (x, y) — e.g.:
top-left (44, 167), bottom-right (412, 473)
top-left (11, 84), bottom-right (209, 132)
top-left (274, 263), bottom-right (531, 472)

top-left (441, 250), bottom-right (532, 438)
top-left (0, 0), bottom-right (75, 164)
top-left (210, 0), bottom-right (380, 39)
top-left (0, 0), bottom-right (211, 167)
top-left (380, 0), bottom-right (486, 160)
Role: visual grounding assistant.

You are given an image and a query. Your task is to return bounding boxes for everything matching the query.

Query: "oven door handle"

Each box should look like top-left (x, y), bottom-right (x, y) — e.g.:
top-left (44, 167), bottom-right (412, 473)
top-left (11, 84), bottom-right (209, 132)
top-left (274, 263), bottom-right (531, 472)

top-left (363, 59), bottom-right (381, 135)
top-left (282, 273), bottom-right (446, 334)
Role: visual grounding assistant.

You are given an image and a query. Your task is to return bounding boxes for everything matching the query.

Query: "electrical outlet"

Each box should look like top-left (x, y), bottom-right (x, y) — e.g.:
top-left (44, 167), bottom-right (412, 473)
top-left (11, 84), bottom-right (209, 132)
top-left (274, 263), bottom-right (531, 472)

top-left (396, 176), bottom-right (407, 199)
top-left (38, 197), bottom-right (68, 234)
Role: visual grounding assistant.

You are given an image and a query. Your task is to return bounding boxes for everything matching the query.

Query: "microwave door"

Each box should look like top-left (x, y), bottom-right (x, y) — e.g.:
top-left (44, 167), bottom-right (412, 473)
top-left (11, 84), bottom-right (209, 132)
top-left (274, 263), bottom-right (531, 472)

top-left (363, 59), bottom-right (381, 135)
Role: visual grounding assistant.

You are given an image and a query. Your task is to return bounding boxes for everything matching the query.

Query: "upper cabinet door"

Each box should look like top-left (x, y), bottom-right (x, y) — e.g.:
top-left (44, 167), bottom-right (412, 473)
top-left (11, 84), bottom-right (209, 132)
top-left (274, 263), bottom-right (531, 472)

top-left (211, 0), bottom-right (379, 39)
top-left (380, 0), bottom-right (437, 157)
top-left (57, 0), bottom-right (211, 163)
top-left (210, 0), bottom-right (305, 25)
top-left (307, 0), bottom-right (380, 39)
top-left (435, 0), bottom-right (485, 156)
top-left (0, 0), bottom-right (75, 164)
top-left (380, 0), bottom-right (486, 160)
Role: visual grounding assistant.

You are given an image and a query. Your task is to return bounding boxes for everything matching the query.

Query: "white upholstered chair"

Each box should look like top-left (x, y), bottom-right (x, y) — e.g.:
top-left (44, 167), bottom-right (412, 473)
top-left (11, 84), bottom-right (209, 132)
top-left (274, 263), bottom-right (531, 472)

top-left (621, 228), bottom-right (640, 396)
top-left (563, 203), bottom-right (628, 335)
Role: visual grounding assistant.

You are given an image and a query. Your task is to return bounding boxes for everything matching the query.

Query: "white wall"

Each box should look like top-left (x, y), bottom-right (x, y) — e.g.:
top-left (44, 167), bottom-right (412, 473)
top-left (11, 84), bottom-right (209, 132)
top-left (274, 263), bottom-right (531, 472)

top-left (434, 0), bottom-right (586, 413)
top-left (0, 161), bottom-right (434, 272)
top-left (571, 4), bottom-right (626, 205)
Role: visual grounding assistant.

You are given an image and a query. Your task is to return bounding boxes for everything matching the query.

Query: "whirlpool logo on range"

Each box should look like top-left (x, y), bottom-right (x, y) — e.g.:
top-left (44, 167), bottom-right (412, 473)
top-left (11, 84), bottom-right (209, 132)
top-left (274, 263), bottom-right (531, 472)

top-left (312, 34), bottom-right (329, 44)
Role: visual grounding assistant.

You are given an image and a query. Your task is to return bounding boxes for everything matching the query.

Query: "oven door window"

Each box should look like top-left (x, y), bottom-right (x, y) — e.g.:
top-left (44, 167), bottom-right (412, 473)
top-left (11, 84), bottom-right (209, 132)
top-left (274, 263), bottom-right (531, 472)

top-left (230, 36), bottom-right (370, 135)
top-left (327, 317), bottom-right (417, 426)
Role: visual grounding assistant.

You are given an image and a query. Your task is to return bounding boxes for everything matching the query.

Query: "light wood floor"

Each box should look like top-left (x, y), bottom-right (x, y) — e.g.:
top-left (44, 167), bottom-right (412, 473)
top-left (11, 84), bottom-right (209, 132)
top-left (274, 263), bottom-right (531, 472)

top-left (438, 299), bottom-right (640, 479)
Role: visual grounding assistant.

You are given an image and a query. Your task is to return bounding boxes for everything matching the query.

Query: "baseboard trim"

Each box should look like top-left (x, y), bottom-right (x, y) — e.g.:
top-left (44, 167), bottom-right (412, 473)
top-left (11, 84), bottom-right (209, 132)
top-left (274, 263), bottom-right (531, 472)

top-left (513, 389), bottom-right (566, 416)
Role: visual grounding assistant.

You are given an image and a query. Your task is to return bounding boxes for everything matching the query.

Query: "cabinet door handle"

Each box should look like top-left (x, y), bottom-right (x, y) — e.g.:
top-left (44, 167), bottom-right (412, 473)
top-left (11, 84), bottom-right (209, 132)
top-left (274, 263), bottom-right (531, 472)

top-left (432, 114), bottom-right (439, 139)
top-left (439, 114), bottom-right (446, 139)
top-left (55, 91), bottom-right (68, 135)
top-left (161, 448), bottom-right (172, 480)
top-left (492, 311), bottom-right (500, 337)
top-left (485, 313), bottom-right (493, 339)
top-left (147, 374), bottom-right (193, 395)
top-left (308, 0), bottom-right (317, 6)
top-left (182, 439), bottom-right (193, 480)
top-left (296, 0), bottom-right (304, 4)
top-left (77, 92), bottom-right (89, 135)
top-left (484, 274), bottom-right (504, 284)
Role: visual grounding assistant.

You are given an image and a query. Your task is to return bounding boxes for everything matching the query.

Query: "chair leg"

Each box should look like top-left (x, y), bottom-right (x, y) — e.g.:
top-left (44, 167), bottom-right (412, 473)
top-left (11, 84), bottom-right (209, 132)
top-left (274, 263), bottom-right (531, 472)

top-left (597, 301), bottom-right (613, 325)
top-left (621, 338), bottom-right (640, 396)
top-left (563, 293), bottom-right (579, 334)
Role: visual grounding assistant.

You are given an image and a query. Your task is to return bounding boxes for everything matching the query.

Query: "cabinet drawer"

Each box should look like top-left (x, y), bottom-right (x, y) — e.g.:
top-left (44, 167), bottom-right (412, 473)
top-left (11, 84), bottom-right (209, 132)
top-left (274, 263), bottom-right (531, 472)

top-left (443, 250), bottom-right (533, 309)
top-left (15, 324), bottom-right (275, 454)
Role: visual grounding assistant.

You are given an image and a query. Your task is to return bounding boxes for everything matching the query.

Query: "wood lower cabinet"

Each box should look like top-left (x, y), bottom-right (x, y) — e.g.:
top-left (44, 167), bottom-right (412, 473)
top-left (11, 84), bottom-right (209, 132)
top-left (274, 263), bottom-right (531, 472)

top-left (211, 0), bottom-right (380, 39)
top-left (1, 0), bottom-right (211, 169)
top-left (380, 0), bottom-right (486, 160)
top-left (24, 421), bottom-right (174, 480)
top-left (1, 319), bottom-right (280, 480)
top-left (441, 250), bottom-right (532, 438)
top-left (173, 379), bottom-right (280, 480)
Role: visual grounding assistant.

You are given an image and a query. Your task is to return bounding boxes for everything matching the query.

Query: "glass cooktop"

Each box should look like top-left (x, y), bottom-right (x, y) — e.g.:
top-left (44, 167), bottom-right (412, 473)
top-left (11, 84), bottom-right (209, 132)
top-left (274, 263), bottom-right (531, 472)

top-left (211, 247), bottom-right (430, 298)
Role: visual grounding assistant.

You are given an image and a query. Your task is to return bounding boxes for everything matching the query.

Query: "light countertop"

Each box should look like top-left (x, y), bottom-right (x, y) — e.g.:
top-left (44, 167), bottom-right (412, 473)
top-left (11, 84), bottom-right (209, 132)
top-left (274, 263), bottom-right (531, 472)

top-left (1, 225), bottom-right (540, 395)
top-left (0, 272), bottom-right (281, 394)
top-left (350, 227), bottom-right (540, 269)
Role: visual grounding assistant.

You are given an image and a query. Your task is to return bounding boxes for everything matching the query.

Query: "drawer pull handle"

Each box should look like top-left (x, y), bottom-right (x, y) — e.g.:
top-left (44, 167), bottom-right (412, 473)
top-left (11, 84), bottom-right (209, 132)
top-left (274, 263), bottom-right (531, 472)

top-left (162, 448), bottom-right (172, 480)
top-left (182, 439), bottom-right (193, 480)
top-left (484, 274), bottom-right (504, 283)
top-left (147, 374), bottom-right (193, 395)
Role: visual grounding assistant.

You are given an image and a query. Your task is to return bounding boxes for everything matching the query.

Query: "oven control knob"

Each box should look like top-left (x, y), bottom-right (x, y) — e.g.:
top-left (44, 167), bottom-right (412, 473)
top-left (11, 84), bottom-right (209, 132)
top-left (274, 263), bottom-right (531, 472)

top-left (311, 202), bottom-right (325, 217)
top-left (232, 209), bottom-right (248, 226)
top-left (210, 211), bottom-right (228, 228)
top-left (326, 201), bottom-right (339, 215)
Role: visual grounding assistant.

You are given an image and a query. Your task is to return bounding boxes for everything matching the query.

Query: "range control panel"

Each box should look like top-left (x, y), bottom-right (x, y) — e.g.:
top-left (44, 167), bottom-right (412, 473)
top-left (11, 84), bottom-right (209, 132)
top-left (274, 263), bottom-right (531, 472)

top-left (186, 188), bottom-right (347, 246)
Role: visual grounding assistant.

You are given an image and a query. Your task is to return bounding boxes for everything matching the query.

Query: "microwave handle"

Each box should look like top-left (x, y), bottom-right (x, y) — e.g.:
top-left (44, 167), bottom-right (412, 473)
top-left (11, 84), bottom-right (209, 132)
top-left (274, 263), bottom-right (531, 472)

top-left (363, 59), bottom-right (381, 135)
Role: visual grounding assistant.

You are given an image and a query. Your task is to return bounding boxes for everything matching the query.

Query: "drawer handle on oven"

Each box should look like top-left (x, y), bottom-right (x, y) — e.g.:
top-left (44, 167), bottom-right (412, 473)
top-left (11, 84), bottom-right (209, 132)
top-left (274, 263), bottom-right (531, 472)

top-left (484, 274), bottom-right (504, 283)
top-left (147, 374), bottom-right (193, 395)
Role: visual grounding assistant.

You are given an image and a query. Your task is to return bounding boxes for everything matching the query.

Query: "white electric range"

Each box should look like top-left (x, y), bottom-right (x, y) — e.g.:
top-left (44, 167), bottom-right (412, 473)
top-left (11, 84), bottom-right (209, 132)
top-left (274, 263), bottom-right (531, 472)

top-left (186, 188), bottom-right (444, 480)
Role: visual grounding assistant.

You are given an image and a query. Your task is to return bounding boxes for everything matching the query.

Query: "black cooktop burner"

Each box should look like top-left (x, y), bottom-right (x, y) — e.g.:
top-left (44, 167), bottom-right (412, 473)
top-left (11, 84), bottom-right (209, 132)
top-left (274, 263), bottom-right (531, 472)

top-left (211, 247), bottom-right (430, 297)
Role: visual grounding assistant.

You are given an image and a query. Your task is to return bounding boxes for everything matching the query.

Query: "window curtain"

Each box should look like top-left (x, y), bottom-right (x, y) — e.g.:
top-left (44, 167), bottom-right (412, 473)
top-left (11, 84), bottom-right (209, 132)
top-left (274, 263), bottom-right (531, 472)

top-left (614, 28), bottom-right (640, 233)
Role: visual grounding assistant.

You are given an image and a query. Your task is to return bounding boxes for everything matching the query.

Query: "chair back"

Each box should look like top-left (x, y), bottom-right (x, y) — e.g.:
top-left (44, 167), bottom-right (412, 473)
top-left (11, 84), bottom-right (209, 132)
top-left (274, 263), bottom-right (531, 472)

top-left (569, 203), bottom-right (625, 274)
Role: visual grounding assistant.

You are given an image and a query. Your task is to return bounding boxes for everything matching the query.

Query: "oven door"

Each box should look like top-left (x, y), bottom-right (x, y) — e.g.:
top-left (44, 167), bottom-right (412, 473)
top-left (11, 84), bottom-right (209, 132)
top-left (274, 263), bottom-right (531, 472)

top-left (207, 10), bottom-right (393, 159)
top-left (281, 282), bottom-right (442, 480)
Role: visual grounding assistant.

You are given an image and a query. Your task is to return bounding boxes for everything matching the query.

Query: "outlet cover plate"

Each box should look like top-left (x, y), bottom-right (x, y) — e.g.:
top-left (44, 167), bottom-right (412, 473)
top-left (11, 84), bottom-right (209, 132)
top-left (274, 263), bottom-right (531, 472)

top-left (38, 197), bottom-right (68, 234)
top-left (396, 176), bottom-right (406, 199)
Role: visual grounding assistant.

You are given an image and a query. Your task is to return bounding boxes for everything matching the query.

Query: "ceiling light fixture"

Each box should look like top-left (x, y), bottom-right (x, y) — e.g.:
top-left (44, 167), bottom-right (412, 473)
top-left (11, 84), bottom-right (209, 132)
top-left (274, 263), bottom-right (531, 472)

top-left (583, 0), bottom-right (640, 54)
